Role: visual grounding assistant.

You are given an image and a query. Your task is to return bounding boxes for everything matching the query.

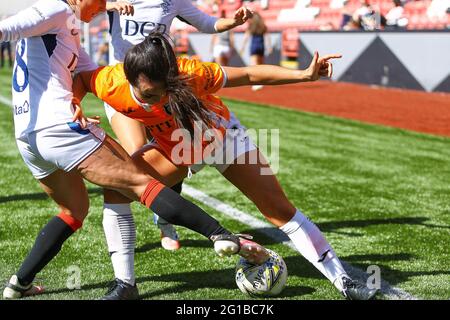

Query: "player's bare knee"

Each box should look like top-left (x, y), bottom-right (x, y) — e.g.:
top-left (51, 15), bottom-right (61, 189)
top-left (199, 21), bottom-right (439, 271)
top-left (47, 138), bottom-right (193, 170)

top-left (60, 207), bottom-right (88, 224)
top-left (132, 179), bottom-right (152, 198)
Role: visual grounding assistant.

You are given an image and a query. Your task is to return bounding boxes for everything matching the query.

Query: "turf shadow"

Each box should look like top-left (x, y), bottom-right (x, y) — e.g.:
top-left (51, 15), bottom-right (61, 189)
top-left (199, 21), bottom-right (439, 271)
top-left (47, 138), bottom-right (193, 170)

top-left (341, 252), bottom-right (450, 287)
top-left (136, 266), bottom-right (316, 300)
top-left (40, 252), bottom-right (321, 299)
top-left (316, 217), bottom-right (450, 231)
top-left (135, 239), bottom-right (212, 253)
top-left (0, 188), bottom-right (103, 203)
top-left (234, 216), bottom-right (449, 245)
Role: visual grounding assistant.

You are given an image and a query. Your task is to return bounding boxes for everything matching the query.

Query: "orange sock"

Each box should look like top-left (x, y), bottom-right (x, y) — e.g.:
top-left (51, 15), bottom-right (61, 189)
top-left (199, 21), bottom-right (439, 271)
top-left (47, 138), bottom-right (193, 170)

top-left (140, 180), bottom-right (165, 208)
top-left (57, 212), bottom-right (83, 232)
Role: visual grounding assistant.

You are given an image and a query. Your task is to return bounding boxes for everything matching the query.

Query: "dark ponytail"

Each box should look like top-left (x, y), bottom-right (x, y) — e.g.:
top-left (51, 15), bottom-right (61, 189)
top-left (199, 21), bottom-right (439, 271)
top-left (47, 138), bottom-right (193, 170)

top-left (123, 31), bottom-right (212, 137)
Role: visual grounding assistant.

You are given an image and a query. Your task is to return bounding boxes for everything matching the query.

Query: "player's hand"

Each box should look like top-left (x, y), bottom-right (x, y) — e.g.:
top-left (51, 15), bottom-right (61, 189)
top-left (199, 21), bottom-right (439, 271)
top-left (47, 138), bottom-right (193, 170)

top-left (233, 7), bottom-right (253, 26)
top-left (72, 98), bottom-right (101, 129)
top-left (106, 1), bottom-right (134, 16)
top-left (305, 52), bottom-right (342, 81)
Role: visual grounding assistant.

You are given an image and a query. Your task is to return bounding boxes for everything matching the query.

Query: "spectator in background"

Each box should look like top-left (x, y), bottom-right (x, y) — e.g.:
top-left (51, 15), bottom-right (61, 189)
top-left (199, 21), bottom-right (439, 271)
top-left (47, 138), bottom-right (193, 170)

top-left (95, 42), bottom-right (109, 66)
top-left (210, 11), bottom-right (235, 66)
top-left (0, 14), bottom-right (12, 68)
top-left (342, 17), bottom-right (362, 30)
top-left (427, 0), bottom-right (450, 21)
top-left (385, 0), bottom-right (408, 30)
top-left (1, 40), bottom-right (12, 68)
top-left (319, 22), bottom-right (335, 31)
top-left (340, 3), bottom-right (354, 29)
top-left (241, 11), bottom-right (272, 91)
top-left (353, 0), bottom-right (386, 30)
top-left (261, 0), bottom-right (270, 10)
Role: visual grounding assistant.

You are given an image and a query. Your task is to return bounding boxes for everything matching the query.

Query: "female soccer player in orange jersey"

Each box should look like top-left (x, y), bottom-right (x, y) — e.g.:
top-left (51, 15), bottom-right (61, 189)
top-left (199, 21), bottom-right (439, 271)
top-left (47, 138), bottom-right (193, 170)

top-left (73, 31), bottom-right (378, 300)
top-left (0, 2), bottom-right (266, 300)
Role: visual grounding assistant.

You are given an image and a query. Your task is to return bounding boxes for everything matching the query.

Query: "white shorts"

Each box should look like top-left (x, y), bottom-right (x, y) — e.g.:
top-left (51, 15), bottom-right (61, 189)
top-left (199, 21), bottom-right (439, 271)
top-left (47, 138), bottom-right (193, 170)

top-left (213, 44), bottom-right (232, 59)
top-left (148, 112), bottom-right (257, 174)
top-left (16, 122), bottom-right (106, 179)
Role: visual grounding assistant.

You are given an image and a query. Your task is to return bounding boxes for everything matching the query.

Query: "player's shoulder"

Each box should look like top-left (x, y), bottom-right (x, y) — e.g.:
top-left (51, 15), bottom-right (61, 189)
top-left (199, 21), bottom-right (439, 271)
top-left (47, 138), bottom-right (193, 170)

top-left (96, 63), bottom-right (128, 87)
top-left (30, 0), bottom-right (72, 19)
top-left (177, 56), bottom-right (198, 72)
top-left (177, 56), bottom-right (212, 75)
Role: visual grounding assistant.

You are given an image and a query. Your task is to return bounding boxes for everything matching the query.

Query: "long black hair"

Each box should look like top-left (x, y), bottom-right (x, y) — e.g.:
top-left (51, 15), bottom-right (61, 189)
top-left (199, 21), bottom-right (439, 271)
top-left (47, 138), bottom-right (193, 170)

top-left (123, 31), bottom-right (212, 137)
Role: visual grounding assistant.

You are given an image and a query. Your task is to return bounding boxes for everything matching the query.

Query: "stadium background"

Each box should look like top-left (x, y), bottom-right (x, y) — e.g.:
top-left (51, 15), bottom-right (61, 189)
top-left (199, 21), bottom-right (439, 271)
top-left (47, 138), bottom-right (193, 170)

top-left (0, 0), bottom-right (449, 300)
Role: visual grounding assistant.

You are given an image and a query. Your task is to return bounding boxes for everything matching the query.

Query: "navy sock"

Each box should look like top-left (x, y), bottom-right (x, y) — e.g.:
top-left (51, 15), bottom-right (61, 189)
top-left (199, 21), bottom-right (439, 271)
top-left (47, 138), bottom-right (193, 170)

top-left (16, 215), bottom-right (78, 286)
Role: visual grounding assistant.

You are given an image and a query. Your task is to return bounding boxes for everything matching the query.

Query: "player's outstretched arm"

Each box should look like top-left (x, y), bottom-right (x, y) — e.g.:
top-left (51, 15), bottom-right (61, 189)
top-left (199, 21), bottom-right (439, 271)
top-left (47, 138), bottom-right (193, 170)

top-left (223, 52), bottom-right (342, 87)
top-left (0, 5), bottom-right (62, 42)
top-left (214, 6), bottom-right (253, 32)
top-left (177, 1), bottom-right (251, 33)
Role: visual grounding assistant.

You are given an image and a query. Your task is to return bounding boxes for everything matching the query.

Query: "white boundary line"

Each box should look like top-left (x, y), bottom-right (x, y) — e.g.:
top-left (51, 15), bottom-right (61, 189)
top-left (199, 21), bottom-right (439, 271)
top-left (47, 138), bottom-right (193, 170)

top-left (0, 94), bottom-right (417, 299)
top-left (0, 95), bottom-right (12, 107)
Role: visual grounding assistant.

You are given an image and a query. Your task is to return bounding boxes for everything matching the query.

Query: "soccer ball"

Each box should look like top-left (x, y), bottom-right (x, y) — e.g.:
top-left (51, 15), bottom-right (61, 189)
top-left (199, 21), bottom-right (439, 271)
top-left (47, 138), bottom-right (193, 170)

top-left (235, 249), bottom-right (288, 297)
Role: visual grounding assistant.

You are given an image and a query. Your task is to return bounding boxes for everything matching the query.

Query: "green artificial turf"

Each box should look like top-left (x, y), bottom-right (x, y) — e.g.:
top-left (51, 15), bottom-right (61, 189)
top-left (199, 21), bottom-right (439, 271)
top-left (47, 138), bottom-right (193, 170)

top-left (0, 68), bottom-right (448, 300)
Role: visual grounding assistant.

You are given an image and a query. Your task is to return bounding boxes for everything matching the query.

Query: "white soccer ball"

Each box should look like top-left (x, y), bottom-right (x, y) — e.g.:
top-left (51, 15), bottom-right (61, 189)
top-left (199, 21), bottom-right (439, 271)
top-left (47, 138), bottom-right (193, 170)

top-left (235, 249), bottom-right (288, 297)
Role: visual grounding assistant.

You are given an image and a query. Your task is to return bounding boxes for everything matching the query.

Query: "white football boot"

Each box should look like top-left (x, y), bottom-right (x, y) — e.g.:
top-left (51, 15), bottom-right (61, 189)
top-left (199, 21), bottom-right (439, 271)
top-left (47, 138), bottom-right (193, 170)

top-left (3, 275), bottom-right (44, 299)
top-left (154, 214), bottom-right (181, 251)
top-left (211, 234), bottom-right (270, 265)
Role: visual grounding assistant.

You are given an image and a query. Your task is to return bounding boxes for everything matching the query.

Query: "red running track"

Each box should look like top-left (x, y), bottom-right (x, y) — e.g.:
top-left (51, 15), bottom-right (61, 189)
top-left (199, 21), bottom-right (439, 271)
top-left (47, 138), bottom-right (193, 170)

top-left (219, 81), bottom-right (450, 137)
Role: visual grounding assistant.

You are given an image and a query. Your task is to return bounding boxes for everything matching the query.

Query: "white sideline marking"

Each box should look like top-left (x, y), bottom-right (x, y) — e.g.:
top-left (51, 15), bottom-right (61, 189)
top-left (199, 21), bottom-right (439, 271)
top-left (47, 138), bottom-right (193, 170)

top-left (0, 94), bottom-right (417, 299)
top-left (0, 95), bottom-right (12, 107)
top-left (182, 185), bottom-right (418, 300)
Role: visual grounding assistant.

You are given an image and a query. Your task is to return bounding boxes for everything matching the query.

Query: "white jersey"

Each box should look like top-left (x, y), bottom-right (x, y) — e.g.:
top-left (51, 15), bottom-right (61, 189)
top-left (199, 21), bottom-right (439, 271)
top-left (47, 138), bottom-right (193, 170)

top-left (0, 0), bottom-right (97, 138)
top-left (108, 0), bottom-right (218, 62)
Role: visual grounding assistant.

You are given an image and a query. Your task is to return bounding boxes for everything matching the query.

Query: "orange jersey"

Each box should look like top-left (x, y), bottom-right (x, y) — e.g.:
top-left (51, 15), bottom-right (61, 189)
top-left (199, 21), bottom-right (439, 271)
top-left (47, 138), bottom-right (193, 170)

top-left (90, 57), bottom-right (230, 165)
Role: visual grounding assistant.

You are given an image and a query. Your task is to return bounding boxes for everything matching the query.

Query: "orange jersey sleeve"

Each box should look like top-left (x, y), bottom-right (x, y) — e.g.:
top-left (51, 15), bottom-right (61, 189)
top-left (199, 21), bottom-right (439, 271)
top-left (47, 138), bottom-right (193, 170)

top-left (90, 64), bottom-right (136, 112)
top-left (177, 58), bottom-right (226, 96)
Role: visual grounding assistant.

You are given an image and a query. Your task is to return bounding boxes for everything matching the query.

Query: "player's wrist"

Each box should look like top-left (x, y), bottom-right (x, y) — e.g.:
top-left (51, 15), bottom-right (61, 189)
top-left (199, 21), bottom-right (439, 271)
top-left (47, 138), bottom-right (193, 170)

top-left (106, 2), bottom-right (115, 11)
top-left (72, 96), bottom-right (81, 106)
top-left (215, 19), bottom-right (238, 32)
top-left (297, 69), bottom-right (314, 82)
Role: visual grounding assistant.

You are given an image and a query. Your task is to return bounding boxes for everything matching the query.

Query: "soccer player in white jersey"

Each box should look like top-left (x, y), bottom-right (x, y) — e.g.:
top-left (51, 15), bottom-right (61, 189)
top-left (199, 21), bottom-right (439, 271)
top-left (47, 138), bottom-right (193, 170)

top-left (98, 0), bottom-right (252, 298)
top-left (0, 0), bottom-right (270, 300)
top-left (103, 1), bottom-right (252, 252)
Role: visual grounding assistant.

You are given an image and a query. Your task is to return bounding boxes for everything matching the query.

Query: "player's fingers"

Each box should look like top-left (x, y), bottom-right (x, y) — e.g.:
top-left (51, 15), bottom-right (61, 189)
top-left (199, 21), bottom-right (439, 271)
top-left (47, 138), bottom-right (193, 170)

top-left (81, 115), bottom-right (87, 129)
top-left (311, 51), bottom-right (319, 66)
top-left (87, 117), bottom-right (101, 124)
top-left (72, 105), bottom-right (81, 122)
top-left (243, 7), bottom-right (253, 20)
top-left (319, 69), bottom-right (328, 77)
top-left (129, 4), bottom-right (134, 16)
top-left (328, 62), bottom-right (333, 78)
top-left (320, 54), bottom-right (342, 62)
top-left (127, 4), bottom-right (133, 15)
top-left (248, 9), bottom-right (254, 19)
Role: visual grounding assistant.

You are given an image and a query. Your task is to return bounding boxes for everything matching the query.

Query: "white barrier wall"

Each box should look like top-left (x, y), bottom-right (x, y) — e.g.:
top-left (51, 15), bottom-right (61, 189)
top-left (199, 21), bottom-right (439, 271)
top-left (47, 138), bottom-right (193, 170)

top-left (188, 31), bottom-right (450, 93)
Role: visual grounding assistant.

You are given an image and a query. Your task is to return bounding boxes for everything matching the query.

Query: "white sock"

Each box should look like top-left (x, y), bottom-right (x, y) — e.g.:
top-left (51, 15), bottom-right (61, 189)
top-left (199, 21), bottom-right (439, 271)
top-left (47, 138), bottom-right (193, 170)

top-left (103, 203), bottom-right (136, 286)
top-left (280, 209), bottom-right (348, 292)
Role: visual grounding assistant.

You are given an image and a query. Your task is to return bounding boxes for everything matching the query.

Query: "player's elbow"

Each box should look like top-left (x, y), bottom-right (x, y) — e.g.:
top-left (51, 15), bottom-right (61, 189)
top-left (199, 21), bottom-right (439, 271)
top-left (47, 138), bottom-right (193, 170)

top-left (244, 67), bottom-right (256, 84)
